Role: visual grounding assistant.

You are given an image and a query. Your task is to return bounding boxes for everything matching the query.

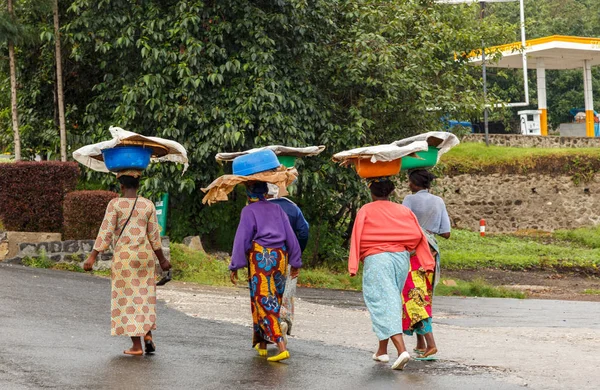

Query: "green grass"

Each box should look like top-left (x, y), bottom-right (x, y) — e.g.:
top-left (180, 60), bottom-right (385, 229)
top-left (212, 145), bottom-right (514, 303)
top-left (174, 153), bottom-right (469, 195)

top-left (444, 143), bottom-right (600, 166)
top-left (22, 252), bottom-right (110, 276)
top-left (583, 289), bottom-right (600, 295)
top-left (170, 243), bottom-right (246, 286)
top-left (168, 244), bottom-right (525, 298)
top-left (439, 142), bottom-right (600, 180)
top-left (436, 278), bottom-right (526, 299)
top-left (439, 229), bottom-right (600, 273)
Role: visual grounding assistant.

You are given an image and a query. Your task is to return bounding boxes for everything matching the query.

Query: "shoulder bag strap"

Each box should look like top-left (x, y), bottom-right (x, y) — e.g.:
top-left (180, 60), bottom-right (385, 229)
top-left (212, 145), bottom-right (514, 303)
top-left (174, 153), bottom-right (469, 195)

top-left (116, 196), bottom-right (139, 243)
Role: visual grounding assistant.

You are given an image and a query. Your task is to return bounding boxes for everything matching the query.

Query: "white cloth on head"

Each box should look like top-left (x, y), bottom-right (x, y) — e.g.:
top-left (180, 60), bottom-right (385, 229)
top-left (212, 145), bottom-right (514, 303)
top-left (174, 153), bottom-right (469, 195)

top-left (72, 126), bottom-right (189, 173)
top-left (267, 183), bottom-right (280, 198)
top-left (216, 145), bottom-right (325, 161)
top-left (391, 131), bottom-right (459, 163)
top-left (332, 141), bottom-right (428, 165)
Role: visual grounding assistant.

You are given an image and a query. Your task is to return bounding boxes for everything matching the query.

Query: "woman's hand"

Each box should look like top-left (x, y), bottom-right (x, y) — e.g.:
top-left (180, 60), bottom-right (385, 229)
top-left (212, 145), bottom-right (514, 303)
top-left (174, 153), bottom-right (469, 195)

top-left (290, 267), bottom-right (299, 279)
top-left (83, 251), bottom-right (98, 271)
top-left (230, 270), bottom-right (238, 285)
top-left (160, 260), bottom-right (172, 271)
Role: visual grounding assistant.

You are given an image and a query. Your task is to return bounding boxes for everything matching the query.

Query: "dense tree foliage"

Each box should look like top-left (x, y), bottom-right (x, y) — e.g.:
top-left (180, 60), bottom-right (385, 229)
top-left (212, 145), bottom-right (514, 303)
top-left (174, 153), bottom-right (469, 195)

top-left (1, 0), bottom-right (517, 263)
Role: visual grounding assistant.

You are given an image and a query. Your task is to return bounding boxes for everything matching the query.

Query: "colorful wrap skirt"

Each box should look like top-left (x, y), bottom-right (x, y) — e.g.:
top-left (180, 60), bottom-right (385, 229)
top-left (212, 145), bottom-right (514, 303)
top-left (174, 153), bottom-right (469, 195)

top-left (402, 232), bottom-right (440, 336)
top-left (248, 242), bottom-right (288, 347)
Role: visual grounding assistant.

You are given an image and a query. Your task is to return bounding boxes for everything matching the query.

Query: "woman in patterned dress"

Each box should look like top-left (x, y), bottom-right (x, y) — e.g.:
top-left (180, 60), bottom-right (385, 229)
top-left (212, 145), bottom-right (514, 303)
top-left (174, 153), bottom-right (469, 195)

top-left (229, 181), bottom-right (302, 363)
top-left (84, 170), bottom-right (171, 356)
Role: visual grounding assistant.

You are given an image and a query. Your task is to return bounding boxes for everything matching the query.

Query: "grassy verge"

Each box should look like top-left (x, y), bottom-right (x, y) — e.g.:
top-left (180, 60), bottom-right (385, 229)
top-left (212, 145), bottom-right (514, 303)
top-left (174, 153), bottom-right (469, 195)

top-left (21, 255), bottom-right (111, 277)
top-left (583, 289), bottom-right (600, 295)
top-left (439, 229), bottom-right (600, 273)
top-left (436, 278), bottom-right (525, 299)
top-left (438, 142), bottom-right (600, 181)
top-left (169, 244), bottom-right (523, 298)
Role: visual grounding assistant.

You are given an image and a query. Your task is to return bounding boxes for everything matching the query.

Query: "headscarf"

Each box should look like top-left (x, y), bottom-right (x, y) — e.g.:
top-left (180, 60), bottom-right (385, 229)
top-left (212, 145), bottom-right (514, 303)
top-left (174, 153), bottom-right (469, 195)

top-left (116, 169), bottom-right (143, 178)
top-left (267, 183), bottom-right (280, 198)
top-left (366, 176), bottom-right (392, 188)
top-left (246, 182), bottom-right (268, 203)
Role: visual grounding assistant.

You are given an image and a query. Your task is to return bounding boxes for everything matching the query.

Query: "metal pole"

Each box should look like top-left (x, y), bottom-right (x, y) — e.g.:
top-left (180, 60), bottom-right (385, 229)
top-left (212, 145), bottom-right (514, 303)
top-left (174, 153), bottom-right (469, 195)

top-left (481, 2), bottom-right (489, 146)
top-left (519, 0), bottom-right (528, 104)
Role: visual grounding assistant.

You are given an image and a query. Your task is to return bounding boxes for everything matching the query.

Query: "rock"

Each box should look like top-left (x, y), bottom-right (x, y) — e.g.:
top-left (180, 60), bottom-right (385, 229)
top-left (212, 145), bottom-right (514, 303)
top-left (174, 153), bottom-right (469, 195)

top-left (442, 279), bottom-right (458, 287)
top-left (62, 240), bottom-right (80, 254)
top-left (183, 236), bottom-right (205, 253)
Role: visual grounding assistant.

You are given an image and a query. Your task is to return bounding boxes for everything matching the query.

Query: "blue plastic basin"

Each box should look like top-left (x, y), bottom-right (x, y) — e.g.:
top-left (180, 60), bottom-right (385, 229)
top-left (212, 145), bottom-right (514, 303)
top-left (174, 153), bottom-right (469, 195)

top-left (232, 149), bottom-right (281, 176)
top-left (102, 146), bottom-right (152, 172)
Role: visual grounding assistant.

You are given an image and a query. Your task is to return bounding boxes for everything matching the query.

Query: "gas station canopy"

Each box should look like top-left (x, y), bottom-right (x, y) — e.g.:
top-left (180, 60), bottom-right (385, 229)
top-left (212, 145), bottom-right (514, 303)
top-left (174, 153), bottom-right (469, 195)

top-left (469, 35), bottom-right (600, 137)
top-left (469, 35), bottom-right (600, 70)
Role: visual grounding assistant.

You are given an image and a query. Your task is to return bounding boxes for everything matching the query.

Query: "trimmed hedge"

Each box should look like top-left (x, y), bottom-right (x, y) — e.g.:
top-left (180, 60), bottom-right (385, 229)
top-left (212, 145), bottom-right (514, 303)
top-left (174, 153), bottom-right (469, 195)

top-left (63, 190), bottom-right (119, 240)
top-left (0, 162), bottom-right (80, 232)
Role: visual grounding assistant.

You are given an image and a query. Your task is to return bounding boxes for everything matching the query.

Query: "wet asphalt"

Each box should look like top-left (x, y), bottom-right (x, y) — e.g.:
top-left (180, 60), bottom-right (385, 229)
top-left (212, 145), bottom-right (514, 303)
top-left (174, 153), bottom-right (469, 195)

top-left (296, 287), bottom-right (600, 329)
top-left (0, 264), bottom-right (529, 390)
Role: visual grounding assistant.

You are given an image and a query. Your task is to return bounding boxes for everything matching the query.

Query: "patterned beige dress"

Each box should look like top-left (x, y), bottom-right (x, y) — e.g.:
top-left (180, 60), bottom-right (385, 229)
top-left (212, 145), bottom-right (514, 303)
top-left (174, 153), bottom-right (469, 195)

top-left (94, 197), bottom-right (162, 337)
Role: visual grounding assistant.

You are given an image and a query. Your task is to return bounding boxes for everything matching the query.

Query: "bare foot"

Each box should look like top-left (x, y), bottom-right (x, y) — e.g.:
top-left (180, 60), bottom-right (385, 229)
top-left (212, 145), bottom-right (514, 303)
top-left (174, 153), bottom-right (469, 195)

top-left (124, 349), bottom-right (144, 356)
top-left (422, 347), bottom-right (437, 358)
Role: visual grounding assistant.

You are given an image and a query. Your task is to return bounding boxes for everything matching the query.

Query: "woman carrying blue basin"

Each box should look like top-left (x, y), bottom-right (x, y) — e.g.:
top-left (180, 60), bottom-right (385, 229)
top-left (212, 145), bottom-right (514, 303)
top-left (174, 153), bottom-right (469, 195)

top-left (202, 150), bottom-right (302, 362)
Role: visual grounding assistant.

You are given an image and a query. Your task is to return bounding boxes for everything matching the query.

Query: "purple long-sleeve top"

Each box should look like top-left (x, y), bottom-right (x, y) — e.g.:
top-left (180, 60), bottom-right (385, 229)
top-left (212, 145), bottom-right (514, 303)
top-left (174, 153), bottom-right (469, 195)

top-left (229, 200), bottom-right (302, 271)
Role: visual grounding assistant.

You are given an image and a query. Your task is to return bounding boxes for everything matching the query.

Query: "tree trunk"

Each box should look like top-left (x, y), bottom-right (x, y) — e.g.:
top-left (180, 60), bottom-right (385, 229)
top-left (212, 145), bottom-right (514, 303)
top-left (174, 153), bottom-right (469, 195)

top-left (54, 0), bottom-right (67, 162)
top-left (8, 0), bottom-right (21, 161)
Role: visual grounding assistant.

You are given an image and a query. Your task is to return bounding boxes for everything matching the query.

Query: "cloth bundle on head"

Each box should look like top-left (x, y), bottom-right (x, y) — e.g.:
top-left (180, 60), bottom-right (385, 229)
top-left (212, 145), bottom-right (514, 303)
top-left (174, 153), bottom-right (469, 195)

top-left (201, 166), bottom-right (298, 205)
top-left (332, 141), bottom-right (429, 165)
top-left (116, 169), bottom-right (143, 178)
top-left (72, 126), bottom-right (189, 174)
top-left (216, 145), bottom-right (325, 161)
top-left (391, 131), bottom-right (459, 164)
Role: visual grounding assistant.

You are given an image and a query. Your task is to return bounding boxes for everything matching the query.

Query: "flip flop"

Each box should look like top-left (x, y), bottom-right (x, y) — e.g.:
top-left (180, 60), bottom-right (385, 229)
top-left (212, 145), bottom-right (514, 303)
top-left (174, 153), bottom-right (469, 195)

top-left (413, 348), bottom-right (426, 355)
top-left (414, 355), bottom-right (438, 361)
top-left (144, 338), bottom-right (156, 354)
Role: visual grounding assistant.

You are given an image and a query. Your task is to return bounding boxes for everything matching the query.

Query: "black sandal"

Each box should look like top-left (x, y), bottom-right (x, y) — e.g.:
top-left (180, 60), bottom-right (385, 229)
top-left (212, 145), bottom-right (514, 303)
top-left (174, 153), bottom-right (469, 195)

top-left (144, 338), bottom-right (156, 354)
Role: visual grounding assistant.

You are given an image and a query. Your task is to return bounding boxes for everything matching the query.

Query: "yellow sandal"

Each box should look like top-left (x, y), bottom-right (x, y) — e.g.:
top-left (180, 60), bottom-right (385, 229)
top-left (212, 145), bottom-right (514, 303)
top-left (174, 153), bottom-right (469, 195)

top-left (267, 350), bottom-right (290, 362)
top-left (254, 344), bottom-right (267, 357)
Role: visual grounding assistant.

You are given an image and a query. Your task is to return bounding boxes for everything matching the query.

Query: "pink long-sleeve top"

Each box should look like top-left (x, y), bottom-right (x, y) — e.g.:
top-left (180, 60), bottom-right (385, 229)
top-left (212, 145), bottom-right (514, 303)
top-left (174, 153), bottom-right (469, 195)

top-left (348, 200), bottom-right (435, 275)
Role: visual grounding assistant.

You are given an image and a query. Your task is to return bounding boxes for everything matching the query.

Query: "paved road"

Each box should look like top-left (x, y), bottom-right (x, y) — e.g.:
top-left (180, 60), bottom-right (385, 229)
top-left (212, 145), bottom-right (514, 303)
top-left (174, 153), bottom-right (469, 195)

top-left (296, 287), bottom-right (600, 329)
top-left (0, 264), bottom-right (524, 390)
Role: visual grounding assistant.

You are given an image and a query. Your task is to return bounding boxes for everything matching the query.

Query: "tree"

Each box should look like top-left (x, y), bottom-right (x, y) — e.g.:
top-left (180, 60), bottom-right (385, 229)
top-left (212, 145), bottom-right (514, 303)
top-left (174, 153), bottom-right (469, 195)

top-left (6, 0), bottom-right (21, 160)
top-left (53, 0), bottom-right (66, 161)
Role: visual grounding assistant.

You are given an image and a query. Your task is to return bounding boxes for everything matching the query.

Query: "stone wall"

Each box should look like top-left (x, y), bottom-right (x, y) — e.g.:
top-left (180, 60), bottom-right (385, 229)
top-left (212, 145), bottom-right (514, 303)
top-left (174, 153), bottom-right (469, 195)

top-left (462, 134), bottom-right (600, 148)
top-left (4, 236), bottom-right (171, 271)
top-left (0, 231), bottom-right (62, 261)
top-left (397, 174), bottom-right (600, 233)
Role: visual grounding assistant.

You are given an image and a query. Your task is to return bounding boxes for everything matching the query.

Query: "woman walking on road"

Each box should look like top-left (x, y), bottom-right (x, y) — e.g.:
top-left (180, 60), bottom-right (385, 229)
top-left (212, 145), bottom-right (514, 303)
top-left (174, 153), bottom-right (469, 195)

top-left (84, 170), bottom-right (171, 356)
top-left (348, 178), bottom-right (434, 370)
top-left (230, 181), bottom-right (302, 362)
top-left (401, 169), bottom-right (451, 359)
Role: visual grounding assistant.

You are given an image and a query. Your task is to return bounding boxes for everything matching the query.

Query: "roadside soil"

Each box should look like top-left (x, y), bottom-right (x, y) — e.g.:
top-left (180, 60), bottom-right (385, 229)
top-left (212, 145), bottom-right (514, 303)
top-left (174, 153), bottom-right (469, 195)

top-left (445, 269), bottom-right (600, 302)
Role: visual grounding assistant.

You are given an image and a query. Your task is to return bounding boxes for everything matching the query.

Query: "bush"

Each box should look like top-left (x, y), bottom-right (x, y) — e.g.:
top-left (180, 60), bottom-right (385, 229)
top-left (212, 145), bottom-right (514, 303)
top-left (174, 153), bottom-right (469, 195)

top-left (63, 190), bottom-right (119, 240)
top-left (0, 162), bottom-right (80, 232)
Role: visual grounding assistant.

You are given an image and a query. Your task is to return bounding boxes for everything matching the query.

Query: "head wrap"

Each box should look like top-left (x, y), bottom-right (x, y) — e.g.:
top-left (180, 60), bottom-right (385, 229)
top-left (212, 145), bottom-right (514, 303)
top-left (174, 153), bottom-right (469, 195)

top-left (267, 183), bottom-right (280, 198)
top-left (366, 176), bottom-right (392, 188)
top-left (116, 169), bottom-right (143, 178)
top-left (246, 182), bottom-right (268, 203)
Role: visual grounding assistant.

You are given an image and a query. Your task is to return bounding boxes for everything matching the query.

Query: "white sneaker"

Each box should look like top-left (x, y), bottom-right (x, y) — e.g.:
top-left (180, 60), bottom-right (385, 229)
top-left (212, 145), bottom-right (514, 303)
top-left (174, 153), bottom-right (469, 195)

top-left (372, 353), bottom-right (390, 363)
top-left (391, 351), bottom-right (410, 370)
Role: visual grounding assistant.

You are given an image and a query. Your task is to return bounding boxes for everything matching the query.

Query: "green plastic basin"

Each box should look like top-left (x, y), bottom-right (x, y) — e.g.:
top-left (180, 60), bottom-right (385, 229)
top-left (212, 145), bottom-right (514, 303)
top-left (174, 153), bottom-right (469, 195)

top-left (278, 156), bottom-right (297, 168)
top-left (400, 146), bottom-right (438, 171)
